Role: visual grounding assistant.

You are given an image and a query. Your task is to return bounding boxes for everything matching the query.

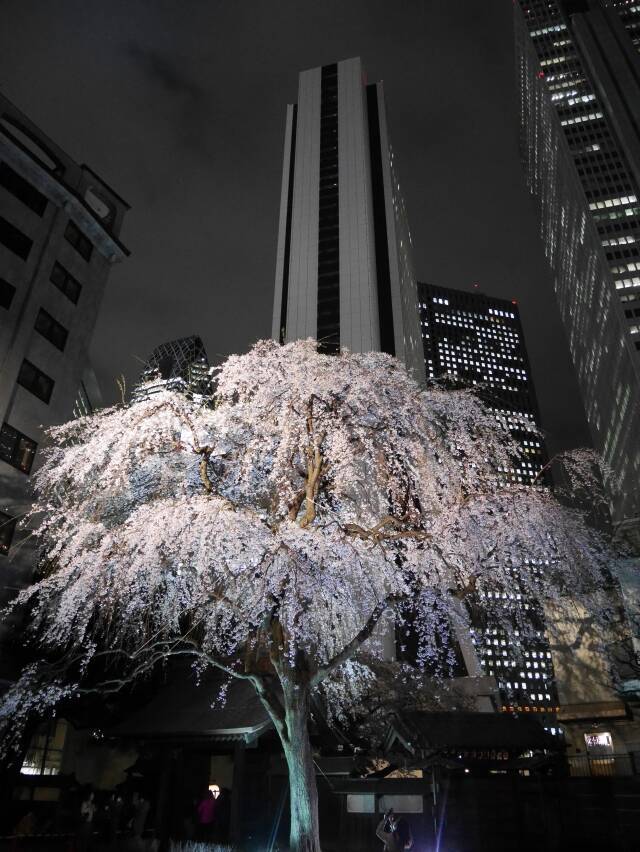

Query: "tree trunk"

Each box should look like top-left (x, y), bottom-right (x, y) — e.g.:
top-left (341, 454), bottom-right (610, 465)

top-left (280, 682), bottom-right (321, 852)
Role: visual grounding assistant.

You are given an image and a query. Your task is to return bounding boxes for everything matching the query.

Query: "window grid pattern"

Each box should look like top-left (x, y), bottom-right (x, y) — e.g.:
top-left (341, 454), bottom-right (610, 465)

top-left (418, 284), bottom-right (547, 487)
top-left (418, 282), bottom-right (557, 715)
top-left (515, 0), bottom-right (640, 519)
top-left (518, 0), bottom-right (640, 336)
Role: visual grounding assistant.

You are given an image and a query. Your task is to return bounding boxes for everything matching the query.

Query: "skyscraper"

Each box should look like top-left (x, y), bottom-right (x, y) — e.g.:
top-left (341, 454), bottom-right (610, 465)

top-left (0, 92), bottom-right (129, 629)
top-left (418, 282), bottom-right (556, 716)
top-left (271, 56), bottom-right (423, 378)
top-left (134, 334), bottom-right (215, 401)
top-left (514, 0), bottom-right (640, 532)
top-left (418, 282), bottom-right (548, 486)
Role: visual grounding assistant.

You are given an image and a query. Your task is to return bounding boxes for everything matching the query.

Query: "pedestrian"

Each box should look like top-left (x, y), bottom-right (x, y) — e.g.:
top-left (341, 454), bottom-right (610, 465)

top-left (106, 790), bottom-right (124, 849)
top-left (376, 809), bottom-right (413, 851)
top-left (77, 789), bottom-right (96, 851)
top-left (213, 787), bottom-right (231, 842)
top-left (196, 788), bottom-right (216, 841)
top-left (131, 791), bottom-right (150, 848)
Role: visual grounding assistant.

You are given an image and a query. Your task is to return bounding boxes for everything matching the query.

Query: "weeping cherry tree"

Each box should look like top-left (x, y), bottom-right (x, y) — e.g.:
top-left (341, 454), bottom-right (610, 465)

top-left (1, 339), bottom-right (614, 852)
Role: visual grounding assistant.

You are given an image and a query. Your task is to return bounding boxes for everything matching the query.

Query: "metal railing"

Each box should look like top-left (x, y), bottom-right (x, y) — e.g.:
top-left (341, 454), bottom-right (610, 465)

top-left (567, 752), bottom-right (639, 777)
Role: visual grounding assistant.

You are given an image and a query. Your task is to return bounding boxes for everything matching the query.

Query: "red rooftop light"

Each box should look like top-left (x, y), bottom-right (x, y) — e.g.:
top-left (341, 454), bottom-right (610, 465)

top-left (537, 71), bottom-right (545, 79)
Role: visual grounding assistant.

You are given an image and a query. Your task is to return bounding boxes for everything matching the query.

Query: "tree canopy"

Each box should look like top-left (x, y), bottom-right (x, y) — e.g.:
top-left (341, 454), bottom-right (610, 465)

top-left (1, 339), bottom-right (615, 852)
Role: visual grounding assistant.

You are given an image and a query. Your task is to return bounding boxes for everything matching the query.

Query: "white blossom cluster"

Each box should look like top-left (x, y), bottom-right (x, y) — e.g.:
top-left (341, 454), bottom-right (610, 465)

top-left (1, 339), bottom-right (614, 745)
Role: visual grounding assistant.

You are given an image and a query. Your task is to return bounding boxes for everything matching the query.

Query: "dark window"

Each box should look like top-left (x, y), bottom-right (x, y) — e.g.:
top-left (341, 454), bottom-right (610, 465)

top-left (0, 509), bottom-right (17, 555)
top-left (0, 278), bottom-right (16, 309)
top-left (64, 221), bottom-right (92, 261)
top-left (625, 309), bottom-right (633, 318)
top-left (316, 64), bottom-right (340, 354)
top-left (636, 341), bottom-right (640, 351)
top-left (0, 162), bottom-right (47, 216)
top-left (35, 308), bottom-right (68, 352)
top-left (17, 359), bottom-right (54, 404)
top-left (0, 422), bottom-right (37, 473)
top-left (0, 216), bottom-right (32, 260)
top-left (50, 262), bottom-right (81, 304)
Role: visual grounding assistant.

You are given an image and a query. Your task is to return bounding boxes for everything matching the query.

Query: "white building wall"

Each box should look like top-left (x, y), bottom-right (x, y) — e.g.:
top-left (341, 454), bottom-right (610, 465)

top-left (374, 83), bottom-right (424, 381)
top-left (337, 56), bottom-right (380, 354)
top-left (273, 58), bottom-right (422, 379)
top-left (272, 105), bottom-right (295, 342)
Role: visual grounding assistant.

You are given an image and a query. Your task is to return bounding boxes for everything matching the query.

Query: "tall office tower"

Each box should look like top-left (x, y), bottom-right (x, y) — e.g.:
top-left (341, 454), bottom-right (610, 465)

top-left (134, 334), bottom-right (215, 401)
top-left (271, 57), bottom-right (423, 378)
top-left (0, 93), bottom-right (129, 630)
top-left (418, 282), bottom-right (548, 485)
top-left (514, 0), bottom-right (640, 534)
top-left (418, 282), bottom-right (556, 716)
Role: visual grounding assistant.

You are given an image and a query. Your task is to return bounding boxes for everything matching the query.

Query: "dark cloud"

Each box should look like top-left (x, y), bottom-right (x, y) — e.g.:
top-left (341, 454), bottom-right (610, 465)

top-left (124, 41), bottom-right (205, 101)
top-left (0, 0), bottom-right (593, 457)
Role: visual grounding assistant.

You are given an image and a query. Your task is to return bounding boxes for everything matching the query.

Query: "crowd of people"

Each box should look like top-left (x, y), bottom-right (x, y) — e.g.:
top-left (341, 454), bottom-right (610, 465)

top-left (10, 781), bottom-right (233, 849)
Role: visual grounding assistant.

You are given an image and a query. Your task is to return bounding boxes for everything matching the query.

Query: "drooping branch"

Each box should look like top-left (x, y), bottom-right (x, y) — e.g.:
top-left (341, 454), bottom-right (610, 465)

top-left (343, 515), bottom-right (431, 543)
top-left (311, 594), bottom-right (405, 687)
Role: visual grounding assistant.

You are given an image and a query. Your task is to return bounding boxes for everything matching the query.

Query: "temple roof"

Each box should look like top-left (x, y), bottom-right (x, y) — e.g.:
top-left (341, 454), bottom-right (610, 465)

top-left (109, 665), bottom-right (271, 743)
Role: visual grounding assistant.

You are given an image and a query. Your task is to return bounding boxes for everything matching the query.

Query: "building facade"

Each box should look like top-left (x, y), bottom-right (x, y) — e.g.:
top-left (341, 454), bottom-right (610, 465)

top-left (417, 282), bottom-right (557, 718)
top-left (134, 334), bottom-right (215, 401)
top-left (0, 93), bottom-right (129, 641)
top-left (271, 56), bottom-right (423, 378)
top-left (418, 282), bottom-right (548, 486)
top-left (514, 0), bottom-right (640, 529)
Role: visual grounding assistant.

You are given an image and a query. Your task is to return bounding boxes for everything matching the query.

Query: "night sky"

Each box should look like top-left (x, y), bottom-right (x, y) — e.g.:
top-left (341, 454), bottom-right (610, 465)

top-left (1, 0), bottom-right (592, 454)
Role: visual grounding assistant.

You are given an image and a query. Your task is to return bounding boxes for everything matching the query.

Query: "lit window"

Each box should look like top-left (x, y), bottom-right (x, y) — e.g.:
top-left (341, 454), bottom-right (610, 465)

top-left (21, 719), bottom-right (68, 775)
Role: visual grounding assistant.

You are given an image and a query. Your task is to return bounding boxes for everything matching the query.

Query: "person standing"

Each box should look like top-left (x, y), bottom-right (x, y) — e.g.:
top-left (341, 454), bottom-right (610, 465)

top-left (131, 791), bottom-right (150, 848)
top-left (376, 809), bottom-right (413, 851)
top-left (196, 788), bottom-right (216, 841)
top-left (77, 789), bottom-right (96, 852)
top-left (106, 790), bottom-right (124, 849)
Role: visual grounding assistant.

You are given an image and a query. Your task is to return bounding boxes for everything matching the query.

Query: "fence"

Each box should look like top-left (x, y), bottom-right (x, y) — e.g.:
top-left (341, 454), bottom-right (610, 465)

top-left (567, 752), bottom-right (639, 777)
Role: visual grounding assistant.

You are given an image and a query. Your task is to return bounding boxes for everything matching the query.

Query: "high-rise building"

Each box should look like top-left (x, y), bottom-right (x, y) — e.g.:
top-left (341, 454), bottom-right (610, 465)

top-left (134, 334), bottom-right (215, 401)
top-left (0, 93), bottom-right (129, 630)
top-left (514, 0), bottom-right (640, 532)
top-left (418, 282), bottom-right (548, 486)
top-left (418, 282), bottom-right (556, 716)
top-left (271, 56), bottom-right (423, 378)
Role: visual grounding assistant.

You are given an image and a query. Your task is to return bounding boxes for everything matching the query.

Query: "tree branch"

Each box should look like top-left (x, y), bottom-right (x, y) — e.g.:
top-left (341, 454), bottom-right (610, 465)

top-left (198, 446), bottom-right (214, 493)
top-left (343, 515), bottom-right (431, 543)
top-left (311, 594), bottom-right (405, 687)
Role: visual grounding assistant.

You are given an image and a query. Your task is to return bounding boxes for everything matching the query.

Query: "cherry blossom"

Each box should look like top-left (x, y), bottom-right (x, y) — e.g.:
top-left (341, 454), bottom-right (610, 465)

top-left (1, 339), bottom-right (614, 852)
